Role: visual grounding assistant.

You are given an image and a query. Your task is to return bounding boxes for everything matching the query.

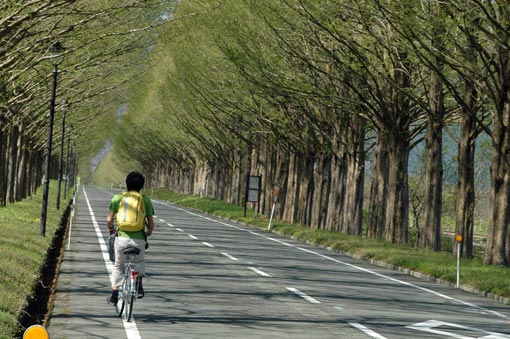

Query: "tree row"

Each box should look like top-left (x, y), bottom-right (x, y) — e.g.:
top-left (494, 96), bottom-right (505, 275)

top-left (115, 0), bottom-right (510, 265)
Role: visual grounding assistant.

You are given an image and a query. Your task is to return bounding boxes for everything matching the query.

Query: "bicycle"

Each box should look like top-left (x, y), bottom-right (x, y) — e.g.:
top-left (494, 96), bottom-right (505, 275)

top-left (115, 246), bottom-right (141, 322)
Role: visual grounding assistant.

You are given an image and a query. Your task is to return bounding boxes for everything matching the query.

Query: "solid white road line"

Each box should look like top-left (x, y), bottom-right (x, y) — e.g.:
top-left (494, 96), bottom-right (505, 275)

top-left (286, 287), bottom-right (320, 304)
top-left (83, 187), bottom-right (142, 339)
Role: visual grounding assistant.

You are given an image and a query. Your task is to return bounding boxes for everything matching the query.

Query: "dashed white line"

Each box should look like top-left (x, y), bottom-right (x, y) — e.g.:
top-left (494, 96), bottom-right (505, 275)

top-left (247, 267), bottom-right (271, 277)
top-left (166, 223), bottom-right (174, 227)
top-left (176, 206), bottom-right (507, 321)
top-left (164, 203), bottom-right (509, 323)
top-left (286, 287), bottom-right (320, 304)
top-left (202, 242), bottom-right (215, 248)
top-left (349, 323), bottom-right (388, 339)
top-left (158, 219), bottom-right (166, 223)
top-left (176, 228), bottom-right (183, 232)
top-left (221, 252), bottom-right (239, 261)
top-left (188, 234), bottom-right (198, 240)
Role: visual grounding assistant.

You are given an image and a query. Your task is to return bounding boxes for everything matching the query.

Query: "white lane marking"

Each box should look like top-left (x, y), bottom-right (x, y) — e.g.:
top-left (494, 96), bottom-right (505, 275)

top-left (349, 323), bottom-right (388, 339)
top-left (221, 252), bottom-right (239, 261)
top-left (158, 219), bottom-right (166, 223)
top-left (166, 223), bottom-right (174, 227)
top-left (406, 320), bottom-right (510, 339)
top-left (83, 187), bottom-right (141, 339)
top-left (286, 287), bottom-right (320, 304)
top-left (202, 242), bottom-right (215, 248)
top-left (169, 206), bottom-right (507, 320)
top-left (176, 228), bottom-right (184, 232)
top-left (247, 267), bottom-right (272, 277)
top-left (188, 234), bottom-right (198, 240)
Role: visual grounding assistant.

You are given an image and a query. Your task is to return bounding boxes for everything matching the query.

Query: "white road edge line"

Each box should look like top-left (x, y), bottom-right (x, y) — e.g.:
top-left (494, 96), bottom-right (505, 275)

top-left (286, 287), bottom-right (320, 304)
top-left (349, 322), bottom-right (388, 339)
top-left (221, 252), bottom-right (239, 261)
top-left (247, 267), bottom-right (272, 277)
top-left (83, 187), bottom-right (142, 339)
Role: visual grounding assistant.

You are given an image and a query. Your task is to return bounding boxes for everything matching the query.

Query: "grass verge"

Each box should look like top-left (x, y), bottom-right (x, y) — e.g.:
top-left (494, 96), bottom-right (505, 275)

top-left (150, 188), bottom-right (510, 301)
top-left (0, 182), bottom-right (64, 339)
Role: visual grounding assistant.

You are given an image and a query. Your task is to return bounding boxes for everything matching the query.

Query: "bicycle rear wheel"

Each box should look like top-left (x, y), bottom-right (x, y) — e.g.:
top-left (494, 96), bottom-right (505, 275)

top-left (125, 291), bottom-right (134, 321)
top-left (115, 279), bottom-right (128, 317)
top-left (115, 292), bottom-right (125, 317)
top-left (122, 269), bottom-right (136, 322)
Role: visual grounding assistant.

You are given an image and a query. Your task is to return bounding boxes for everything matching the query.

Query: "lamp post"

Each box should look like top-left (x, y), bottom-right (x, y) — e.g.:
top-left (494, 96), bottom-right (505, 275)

top-left (40, 41), bottom-right (64, 236)
top-left (64, 124), bottom-right (72, 200)
top-left (56, 100), bottom-right (69, 210)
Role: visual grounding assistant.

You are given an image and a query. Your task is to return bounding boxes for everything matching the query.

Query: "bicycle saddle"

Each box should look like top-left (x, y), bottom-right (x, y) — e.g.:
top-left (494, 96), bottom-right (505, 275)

top-left (123, 247), bottom-right (141, 255)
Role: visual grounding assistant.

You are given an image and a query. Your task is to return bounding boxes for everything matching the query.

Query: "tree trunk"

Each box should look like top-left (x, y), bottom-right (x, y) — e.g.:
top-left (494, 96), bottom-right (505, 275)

top-left (484, 103), bottom-right (510, 266)
top-left (282, 152), bottom-right (300, 224)
top-left (325, 151), bottom-right (343, 231)
top-left (5, 129), bottom-right (18, 204)
top-left (455, 86), bottom-right (477, 258)
top-left (420, 73), bottom-right (444, 251)
top-left (484, 9), bottom-right (510, 265)
top-left (367, 134), bottom-right (389, 238)
top-left (311, 153), bottom-right (331, 229)
top-left (384, 134), bottom-right (410, 244)
top-left (0, 130), bottom-right (6, 206)
top-left (420, 2), bottom-right (445, 251)
top-left (15, 126), bottom-right (27, 201)
top-left (341, 113), bottom-right (365, 235)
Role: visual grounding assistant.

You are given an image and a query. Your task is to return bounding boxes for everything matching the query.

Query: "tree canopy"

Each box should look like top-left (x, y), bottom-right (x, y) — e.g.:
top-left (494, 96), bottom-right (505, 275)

top-left (3, 0), bottom-right (510, 266)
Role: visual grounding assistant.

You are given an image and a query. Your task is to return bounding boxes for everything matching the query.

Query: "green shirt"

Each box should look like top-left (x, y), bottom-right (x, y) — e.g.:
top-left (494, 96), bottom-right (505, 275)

top-left (110, 191), bottom-right (154, 239)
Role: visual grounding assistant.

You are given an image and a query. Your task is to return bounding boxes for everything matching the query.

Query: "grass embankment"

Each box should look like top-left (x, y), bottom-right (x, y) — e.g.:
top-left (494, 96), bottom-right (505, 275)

top-left (150, 188), bottom-right (510, 301)
top-left (0, 182), bottom-right (64, 339)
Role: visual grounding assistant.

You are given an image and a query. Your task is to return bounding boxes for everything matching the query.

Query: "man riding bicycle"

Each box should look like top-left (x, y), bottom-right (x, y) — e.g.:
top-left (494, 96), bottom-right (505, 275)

top-left (107, 171), bottom-right (155, 305)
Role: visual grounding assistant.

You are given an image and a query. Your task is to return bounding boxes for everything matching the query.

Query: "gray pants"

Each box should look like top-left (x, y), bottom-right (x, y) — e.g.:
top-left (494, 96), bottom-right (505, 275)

top-left (112, 236), bottom-right (146, 288)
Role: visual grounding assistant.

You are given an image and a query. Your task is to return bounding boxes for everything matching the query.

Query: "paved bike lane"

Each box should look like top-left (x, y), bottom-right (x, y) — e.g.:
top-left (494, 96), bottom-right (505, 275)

top-left (47, 186), bottom-right (126, 339)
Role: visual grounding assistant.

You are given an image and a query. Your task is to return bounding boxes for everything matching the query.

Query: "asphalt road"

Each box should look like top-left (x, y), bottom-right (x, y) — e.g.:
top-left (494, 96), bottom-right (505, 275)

top-left (48, 186), bottom-right (510, 339)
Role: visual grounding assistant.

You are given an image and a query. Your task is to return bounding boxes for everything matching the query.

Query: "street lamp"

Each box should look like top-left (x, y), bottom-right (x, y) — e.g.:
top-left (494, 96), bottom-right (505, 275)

top-left (57, 100), bottom-right (69, 210)
top-left (64, 124), bottom-right (72, 200)
top-left (40, 41), bottom-right (64, 236)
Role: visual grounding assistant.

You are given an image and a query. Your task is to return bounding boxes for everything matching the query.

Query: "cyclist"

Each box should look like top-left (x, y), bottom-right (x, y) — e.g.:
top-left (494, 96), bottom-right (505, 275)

top-left (107, 171), bottom-right (155, 305)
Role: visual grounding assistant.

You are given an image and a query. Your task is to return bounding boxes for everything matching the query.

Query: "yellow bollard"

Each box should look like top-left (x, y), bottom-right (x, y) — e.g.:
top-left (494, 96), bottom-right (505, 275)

top-left (23, 325), bottom-right (49, 339)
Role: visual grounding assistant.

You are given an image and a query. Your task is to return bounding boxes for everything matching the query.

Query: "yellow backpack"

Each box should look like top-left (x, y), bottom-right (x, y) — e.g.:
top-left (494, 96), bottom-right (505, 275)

top-left (117, 191), bottom-right (146, 232)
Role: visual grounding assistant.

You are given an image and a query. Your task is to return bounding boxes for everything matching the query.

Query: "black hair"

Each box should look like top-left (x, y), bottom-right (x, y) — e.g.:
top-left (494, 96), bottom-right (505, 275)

top-left (126, 171), bottom-right (145, 192)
